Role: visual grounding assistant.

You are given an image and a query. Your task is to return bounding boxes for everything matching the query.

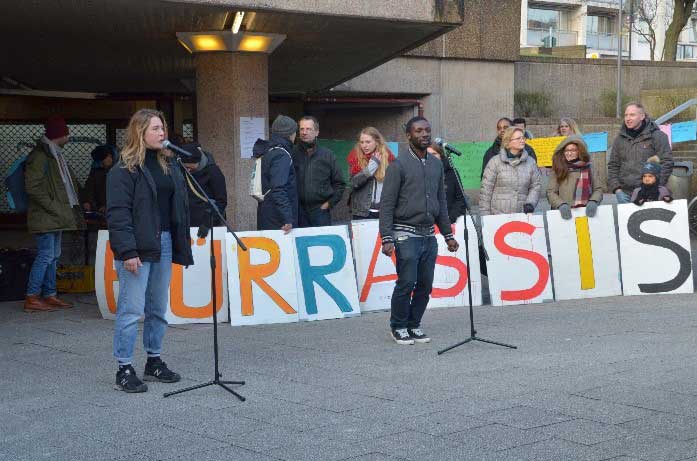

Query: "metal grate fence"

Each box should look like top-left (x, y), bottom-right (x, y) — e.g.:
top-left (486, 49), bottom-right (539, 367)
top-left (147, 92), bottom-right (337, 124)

top-left (0, 123), bottom-right (106, 213)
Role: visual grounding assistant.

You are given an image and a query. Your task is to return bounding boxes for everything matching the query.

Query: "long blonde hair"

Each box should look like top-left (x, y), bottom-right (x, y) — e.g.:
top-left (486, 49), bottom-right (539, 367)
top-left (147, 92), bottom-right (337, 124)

top-left (355, 127), bottom-right (390, 181)
top-left (120, 109), bottom-right (171, 174)
top-left (555, 117), bottom-right (581, 136)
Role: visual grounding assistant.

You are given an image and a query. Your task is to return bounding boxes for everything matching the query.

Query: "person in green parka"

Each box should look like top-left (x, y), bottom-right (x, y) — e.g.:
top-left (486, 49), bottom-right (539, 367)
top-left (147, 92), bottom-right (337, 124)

top-left (24, 116), bottom-right (84, 312)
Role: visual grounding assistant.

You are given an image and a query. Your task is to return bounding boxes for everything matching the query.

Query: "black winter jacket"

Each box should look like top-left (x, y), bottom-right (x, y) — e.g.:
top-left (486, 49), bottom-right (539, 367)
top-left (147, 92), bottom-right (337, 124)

top-left (443, 159), bottom-right (470, 224)
top-left (292, 143), bottom-right (346, 210)
top-left (184, 152), bottom-right (227, 227)
top-left (379, 148), bottom-right (453, 244)
top-left (254, 135), bottom-right (298, 230)
top-left (106, 157), bottom-right (194, 266)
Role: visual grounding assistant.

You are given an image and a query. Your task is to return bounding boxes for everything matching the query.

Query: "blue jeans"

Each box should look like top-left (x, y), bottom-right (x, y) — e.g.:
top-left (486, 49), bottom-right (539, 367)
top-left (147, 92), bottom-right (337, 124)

top-left (26, 231), bottom-right (62, 297)
top-left (299, 206), bottom-right (331, 227)
top-left (390, 235), bottom-right (438, 330)
top-left (615, 190), bottom-right (631, 204)
top-left (113, 232), bottom-right (172, 365)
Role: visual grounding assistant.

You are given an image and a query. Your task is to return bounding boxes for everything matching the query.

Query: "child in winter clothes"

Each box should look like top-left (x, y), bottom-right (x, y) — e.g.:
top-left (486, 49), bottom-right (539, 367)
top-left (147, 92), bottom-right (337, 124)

top-left (631, 156), bottom-right (673, 205)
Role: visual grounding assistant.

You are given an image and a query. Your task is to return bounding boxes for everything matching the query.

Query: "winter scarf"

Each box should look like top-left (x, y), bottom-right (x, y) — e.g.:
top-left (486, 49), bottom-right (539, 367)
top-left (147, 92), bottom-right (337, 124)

top-left (568, 159), bottom-right (593, 207)
top-left (636, 181), bottom-right (660, 202)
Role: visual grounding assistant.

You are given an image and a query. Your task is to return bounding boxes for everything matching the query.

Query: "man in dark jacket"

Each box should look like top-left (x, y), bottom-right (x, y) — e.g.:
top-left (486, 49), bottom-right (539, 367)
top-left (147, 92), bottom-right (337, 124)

top-left (24, 116), bottom-right (85, 312)
top-left (292, 116), bottom-right (346, 227)
top-left (608, 102), bottom-right (673, 203)
top-left (81, 144), bottom-right (115, 216)
top-left (254, 115), bottom-right (298, 233)
top-left (481, 117), bottom-right (536, 178)
top-left (380, 116), bottom-right (459, 345)
top-left (180, 143), bottom-right (227, 229)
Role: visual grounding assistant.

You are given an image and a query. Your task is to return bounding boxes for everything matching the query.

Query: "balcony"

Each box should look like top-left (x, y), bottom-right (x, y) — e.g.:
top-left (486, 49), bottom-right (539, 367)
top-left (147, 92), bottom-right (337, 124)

top-left (587, 32), bottom-right (628, 51)
top-left (527, 28), bottom-right (578, 47)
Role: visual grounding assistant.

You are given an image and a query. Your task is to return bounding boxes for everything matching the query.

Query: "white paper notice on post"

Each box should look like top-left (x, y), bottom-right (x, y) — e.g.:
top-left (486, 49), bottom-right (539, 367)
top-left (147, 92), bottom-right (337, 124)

top-left (239, 117), bottom-right (266, 159)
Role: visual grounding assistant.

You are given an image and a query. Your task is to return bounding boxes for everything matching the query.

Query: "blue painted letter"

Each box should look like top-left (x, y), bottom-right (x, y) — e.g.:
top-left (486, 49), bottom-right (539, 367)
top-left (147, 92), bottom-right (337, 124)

top-left (295, 235), bottom-right (353, 315)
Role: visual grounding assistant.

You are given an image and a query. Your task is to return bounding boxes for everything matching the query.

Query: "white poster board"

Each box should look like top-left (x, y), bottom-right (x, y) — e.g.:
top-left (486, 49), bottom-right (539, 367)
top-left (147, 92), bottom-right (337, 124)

top-left (350, 217), bottom-right (481, 312)
top-left (292, 225), bottom-right (361, 321)
top-left (617, 200), bottom-right (694, 296)
top-left (226, 230), bottom-right (300, 325)
top-left (547, 205), bottom-right (622, 300)
top-left (239, 116), bottom-right (266, 159)
top-left (482, 213), bottom-right (553, 306)
top-left (95, 228), bottom-right (229, 324)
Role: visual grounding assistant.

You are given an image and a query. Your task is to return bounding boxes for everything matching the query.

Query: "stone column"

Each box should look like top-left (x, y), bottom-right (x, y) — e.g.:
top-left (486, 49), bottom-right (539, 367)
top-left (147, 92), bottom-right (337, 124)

top-left (195, 53), bottom-right (269, 230)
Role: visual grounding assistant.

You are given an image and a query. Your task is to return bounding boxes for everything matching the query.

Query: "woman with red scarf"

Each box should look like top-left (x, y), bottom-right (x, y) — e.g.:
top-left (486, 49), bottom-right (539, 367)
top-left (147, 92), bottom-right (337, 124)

top-left (347, 127), bottom-right (395, 220)
top-left (547, 135), bottom-right (603, 220)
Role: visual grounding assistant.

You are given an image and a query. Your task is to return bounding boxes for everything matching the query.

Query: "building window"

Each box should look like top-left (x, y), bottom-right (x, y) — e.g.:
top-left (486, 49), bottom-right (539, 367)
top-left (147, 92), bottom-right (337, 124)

top-left (587, 15), bottom-right (617, 35)
top-left (528, 8), bottom-right (560, 31)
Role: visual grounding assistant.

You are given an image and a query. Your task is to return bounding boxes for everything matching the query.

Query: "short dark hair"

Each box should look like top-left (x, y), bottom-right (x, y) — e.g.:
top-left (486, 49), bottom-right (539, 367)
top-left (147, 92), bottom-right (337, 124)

top-left (497, 117), bottom-right (513, 126)
top-left (512, 117), bottom-right (526, 126)
top-left (405, 116), bottom-right (429, 133)
top-left (299, 115), bottom-right (319, 130)
top-left (625, 102), bottom-right (645, 114)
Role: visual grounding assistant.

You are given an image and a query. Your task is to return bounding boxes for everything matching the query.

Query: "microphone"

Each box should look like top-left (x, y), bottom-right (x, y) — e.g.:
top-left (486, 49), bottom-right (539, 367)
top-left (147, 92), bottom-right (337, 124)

top-left (162, 140), bottom-right (192, 158)
top-left (434, 138), bottom-right (462, 156)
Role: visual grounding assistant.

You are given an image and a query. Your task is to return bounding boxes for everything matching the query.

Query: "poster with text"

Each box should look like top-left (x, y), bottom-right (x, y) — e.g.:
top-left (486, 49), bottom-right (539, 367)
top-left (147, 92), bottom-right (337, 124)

top-left (482, 213), bottom-right (553, 306)
top-left (226, 230), bottom-right (300, 326)
top-left (351, 216), bottom-right (481, 312)
top-left (292, 225), bottom-right (361, 321)
top-left (617, 200), bottom-right (694, 296)
top-left (95, 228), bottom-right (229, 324)
top-left (547, 206), bottom-right (622, 300)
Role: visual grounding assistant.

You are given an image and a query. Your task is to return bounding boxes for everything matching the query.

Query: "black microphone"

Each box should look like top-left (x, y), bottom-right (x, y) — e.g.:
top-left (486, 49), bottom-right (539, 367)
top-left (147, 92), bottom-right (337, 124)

top-left (162, 140), bottom-right (192, 157)
top-left (434, 138), bottom-right (462, 156)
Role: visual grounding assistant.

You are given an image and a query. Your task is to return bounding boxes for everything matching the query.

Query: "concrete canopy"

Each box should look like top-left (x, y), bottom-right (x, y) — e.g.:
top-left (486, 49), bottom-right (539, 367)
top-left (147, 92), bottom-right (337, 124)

top-left (0, 0), bottom-right (463, 95)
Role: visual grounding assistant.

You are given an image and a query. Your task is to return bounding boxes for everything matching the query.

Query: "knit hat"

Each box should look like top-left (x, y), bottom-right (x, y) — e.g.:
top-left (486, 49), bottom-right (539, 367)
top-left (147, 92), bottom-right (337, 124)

top-left (641, 155), bottom-right (661, 178)
top-left (44, 115), bottom-right (69, 140)
top-left (90, 145), bottom-right (113, 162)
top-left (179, 142), bottom-right (203, 163)
top-left (270, 115), bottom-right (298, 138)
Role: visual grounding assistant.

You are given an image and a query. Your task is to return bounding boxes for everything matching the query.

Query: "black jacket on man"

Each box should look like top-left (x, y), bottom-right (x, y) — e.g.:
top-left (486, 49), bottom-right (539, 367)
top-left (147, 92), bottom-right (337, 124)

top-left (292, 143), bottom-right (346, 210)
top-left (106, 156), bottom-right (194, 266)
top-left (184, 151), bottom-right (228, 227)
top-left (254, 134), bottom-right (298, 230)
top-left (379, 148), bottom-right (453, 244)
top-left (481, 138), bottom-right (536, 179)
top-left (608, 119), bottom-right (673, 193)
top-left (443, 159), bottom-right (469, 224)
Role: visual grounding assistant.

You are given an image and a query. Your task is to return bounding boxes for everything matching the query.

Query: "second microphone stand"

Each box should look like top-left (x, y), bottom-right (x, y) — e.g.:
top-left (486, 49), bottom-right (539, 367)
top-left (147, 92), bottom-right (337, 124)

top-left (164, 155), bottom-right (247, 401)
top-left (437, 150), bottom-right (517, 355)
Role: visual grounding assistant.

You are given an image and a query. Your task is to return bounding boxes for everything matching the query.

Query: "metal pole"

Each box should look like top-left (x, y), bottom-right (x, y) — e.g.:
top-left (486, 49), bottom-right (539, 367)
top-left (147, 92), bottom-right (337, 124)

top-left (616, 0), bottom-right (624, 119)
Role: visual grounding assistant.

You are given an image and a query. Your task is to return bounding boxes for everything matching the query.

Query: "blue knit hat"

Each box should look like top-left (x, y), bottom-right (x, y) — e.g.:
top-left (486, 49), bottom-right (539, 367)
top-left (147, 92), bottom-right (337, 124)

top-left (641, 155), bottom-right (661, 178)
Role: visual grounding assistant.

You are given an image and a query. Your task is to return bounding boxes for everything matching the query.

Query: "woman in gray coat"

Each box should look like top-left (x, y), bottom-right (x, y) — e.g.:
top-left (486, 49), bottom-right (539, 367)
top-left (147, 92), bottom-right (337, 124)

top-left (479, 127), bottom-right (541, 215)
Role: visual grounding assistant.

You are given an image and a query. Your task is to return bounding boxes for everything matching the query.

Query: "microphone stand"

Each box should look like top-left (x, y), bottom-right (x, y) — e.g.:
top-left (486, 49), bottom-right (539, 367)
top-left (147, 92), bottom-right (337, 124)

top-left (437, 150), bottom-right (517, 355)
top-left (164, 156), bottom-right (247, 401)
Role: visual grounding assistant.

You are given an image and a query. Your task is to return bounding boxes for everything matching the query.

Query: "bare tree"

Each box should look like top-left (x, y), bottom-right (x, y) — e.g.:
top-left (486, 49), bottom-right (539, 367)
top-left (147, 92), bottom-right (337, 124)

top-left (630, 0), bottom-right (660, 60)
top-left (663, 0), bottom-right (697, 61)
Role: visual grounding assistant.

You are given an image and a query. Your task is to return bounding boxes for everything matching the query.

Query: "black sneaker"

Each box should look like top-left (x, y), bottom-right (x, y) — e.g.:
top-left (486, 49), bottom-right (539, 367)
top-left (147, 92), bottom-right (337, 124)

top-left (391, 328), bottom-right (415, 345)
top-left (408, 328), bottom-right (431, 344)
top-left (114, 365), bottom-right (148, 393)
top-left (143, 358), bottom-right (181, 383)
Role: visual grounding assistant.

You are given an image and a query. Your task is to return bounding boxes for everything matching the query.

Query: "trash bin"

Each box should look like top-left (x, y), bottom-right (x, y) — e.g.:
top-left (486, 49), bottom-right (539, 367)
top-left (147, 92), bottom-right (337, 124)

top-left (667, 161), bottom-right (693, 200)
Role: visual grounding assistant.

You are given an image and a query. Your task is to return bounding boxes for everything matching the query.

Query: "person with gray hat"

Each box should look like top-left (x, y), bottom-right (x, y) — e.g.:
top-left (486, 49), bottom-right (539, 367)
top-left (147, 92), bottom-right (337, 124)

top-left (253, 115), bottom-right (299, 232)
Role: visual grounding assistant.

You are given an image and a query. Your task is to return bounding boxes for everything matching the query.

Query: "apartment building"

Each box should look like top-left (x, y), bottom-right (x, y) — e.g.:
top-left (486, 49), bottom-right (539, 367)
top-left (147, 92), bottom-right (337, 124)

top-left (520, 0), bottom-right (697, 61)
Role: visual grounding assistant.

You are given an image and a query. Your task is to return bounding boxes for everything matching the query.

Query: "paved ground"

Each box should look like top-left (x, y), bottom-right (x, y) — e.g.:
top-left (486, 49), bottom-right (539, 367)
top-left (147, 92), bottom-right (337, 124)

top-left (3, 289), bottom-right (697, 461)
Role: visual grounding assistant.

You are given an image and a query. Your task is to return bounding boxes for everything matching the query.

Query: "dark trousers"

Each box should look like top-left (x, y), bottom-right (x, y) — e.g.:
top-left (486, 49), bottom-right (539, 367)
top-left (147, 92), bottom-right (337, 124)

top-left (352, 211), bottom-right (380, 220)
top-left (299, 205), bottom-right (331, 228)
top-left (390, 235), bottom-right (438, 330)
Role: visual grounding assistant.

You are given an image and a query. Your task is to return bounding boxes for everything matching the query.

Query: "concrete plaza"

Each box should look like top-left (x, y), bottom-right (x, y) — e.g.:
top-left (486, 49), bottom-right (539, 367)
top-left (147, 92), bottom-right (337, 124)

top-left (3, 288), bottom-right (697, 460)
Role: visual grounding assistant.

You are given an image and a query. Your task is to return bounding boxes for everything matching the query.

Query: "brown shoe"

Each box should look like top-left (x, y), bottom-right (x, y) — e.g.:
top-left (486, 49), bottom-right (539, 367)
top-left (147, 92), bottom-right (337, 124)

top-left (43, 296), bottom-right (73, 309)
top-left (24, 295), bottom-right (57, 312)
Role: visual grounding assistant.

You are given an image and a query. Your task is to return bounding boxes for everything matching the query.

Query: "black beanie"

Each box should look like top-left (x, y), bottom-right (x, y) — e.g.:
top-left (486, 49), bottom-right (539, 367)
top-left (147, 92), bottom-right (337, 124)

top-left (90, 145), bottom-right (112, 162)
top-left (180, 142), bottom-right (203, 163)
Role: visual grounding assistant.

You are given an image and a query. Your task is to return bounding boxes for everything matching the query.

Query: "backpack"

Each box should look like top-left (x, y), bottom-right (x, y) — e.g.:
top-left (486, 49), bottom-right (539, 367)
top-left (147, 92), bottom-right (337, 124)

top-left (249, 146), bottom-right (291, 202)
top-left (4, 155), bottom-right (29, 212)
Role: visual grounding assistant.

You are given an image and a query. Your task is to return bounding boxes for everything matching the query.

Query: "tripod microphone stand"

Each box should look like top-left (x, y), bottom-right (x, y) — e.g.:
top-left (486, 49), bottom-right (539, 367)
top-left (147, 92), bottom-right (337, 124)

top-left (437, 150), bottom-right (516, 355)
top-left (164, 155), bottom-right (247, 401)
